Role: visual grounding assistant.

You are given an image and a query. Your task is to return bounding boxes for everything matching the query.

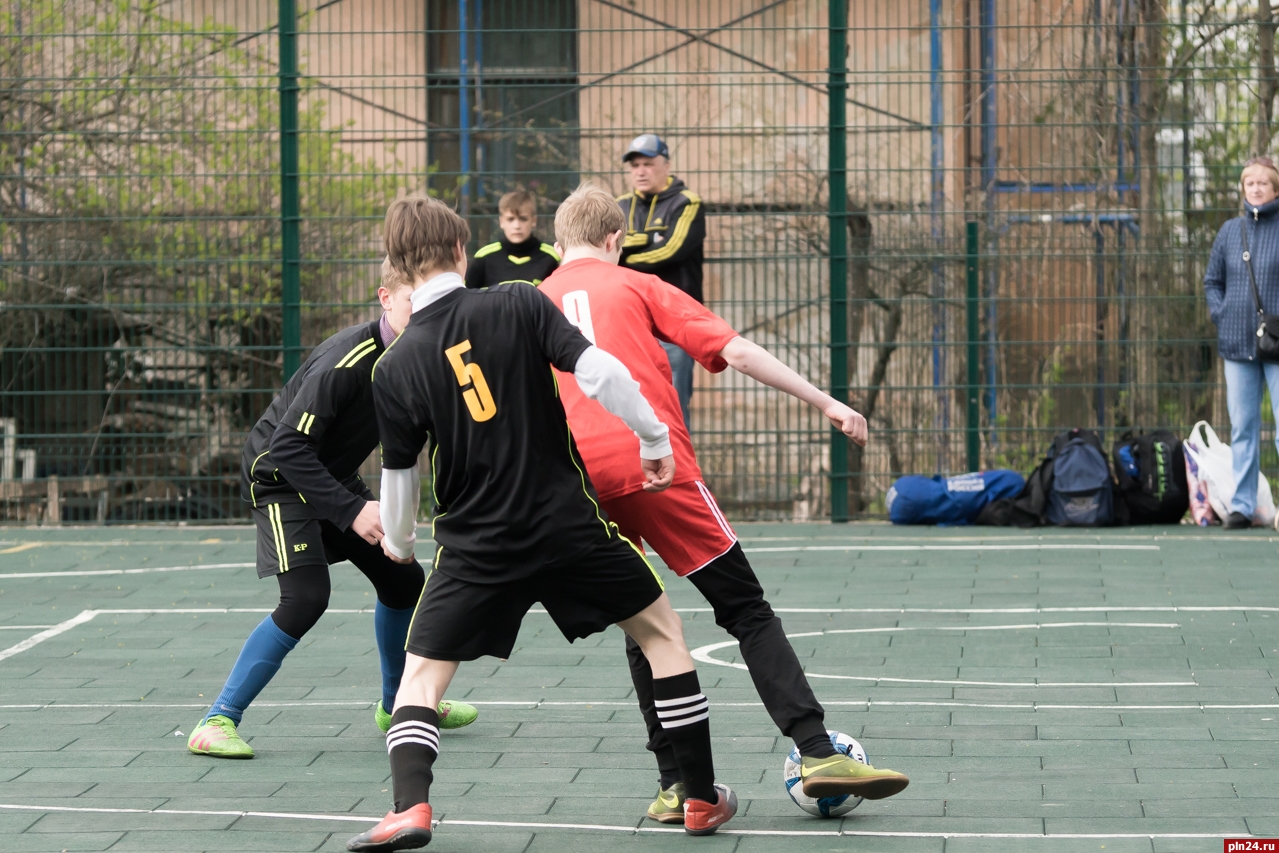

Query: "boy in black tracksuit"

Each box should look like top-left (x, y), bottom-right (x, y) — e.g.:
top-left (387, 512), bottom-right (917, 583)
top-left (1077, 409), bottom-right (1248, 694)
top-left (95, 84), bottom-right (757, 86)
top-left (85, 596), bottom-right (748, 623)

top-left (185, 260), bottom-right (477, 760)
top-left (464, 189), bottom-right (560, 288)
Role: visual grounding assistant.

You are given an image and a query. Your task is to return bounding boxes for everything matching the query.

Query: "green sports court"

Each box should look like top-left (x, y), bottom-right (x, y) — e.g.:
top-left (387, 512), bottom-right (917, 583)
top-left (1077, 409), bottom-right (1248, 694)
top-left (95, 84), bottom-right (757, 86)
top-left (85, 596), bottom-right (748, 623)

top-left (2, 524), bottom-right (1277, 852)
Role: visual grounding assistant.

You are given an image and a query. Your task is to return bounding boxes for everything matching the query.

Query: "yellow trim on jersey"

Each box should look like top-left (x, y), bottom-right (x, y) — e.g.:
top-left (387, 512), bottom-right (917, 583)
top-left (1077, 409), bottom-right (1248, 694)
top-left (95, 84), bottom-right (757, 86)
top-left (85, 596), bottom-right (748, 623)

top-left (507, 255), bottom-right (532, 265)
top-left (474, 241), bottom-right (502, 259)
top-left (627, 191), bottom-right (700, 265)
top-left (249, 450), bottom-right (271, 507)
top-left (297, 412), bottom-right (316, 435)
top-left (564, 423), bottom-right (610, 535)
top-left (335, 338), bottom-right (377, 369)
top-left (269, 503), bottom-right (289, 573)
top-left (371, 331), bottom-right (403, 381)
top-left (622, 232), bottom-right (649, 248)
top-left (540, 243), bottom-right (561, 261)
top-left (613, 523), bottom-right (665, 591)
top-left (341, 340), bottom-right (378, 369)
top-left (404, 545), bottom-right (442, 646)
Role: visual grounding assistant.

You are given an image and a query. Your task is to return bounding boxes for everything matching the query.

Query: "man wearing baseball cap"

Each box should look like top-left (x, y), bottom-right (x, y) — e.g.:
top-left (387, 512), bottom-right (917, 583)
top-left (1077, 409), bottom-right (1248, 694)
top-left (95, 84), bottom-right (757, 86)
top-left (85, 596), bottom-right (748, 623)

top-left (617, 133), bottom-right (706, 430)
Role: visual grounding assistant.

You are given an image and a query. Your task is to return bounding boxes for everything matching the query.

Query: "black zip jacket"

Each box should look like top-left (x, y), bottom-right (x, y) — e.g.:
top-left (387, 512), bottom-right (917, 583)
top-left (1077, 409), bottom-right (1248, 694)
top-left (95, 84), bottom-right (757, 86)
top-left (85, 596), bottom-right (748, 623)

top-left (240, 321), bottom-right (386, 529)
top-left (464, 234), bottom-right (560, 288)
top-left (617, 175), bottom-right (706, 303)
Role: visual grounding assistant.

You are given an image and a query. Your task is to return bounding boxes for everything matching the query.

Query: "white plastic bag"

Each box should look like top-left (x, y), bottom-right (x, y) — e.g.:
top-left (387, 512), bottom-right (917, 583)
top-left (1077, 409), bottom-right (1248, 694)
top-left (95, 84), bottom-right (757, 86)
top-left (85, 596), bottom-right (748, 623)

top-left (1183, 420), bottom-right (1276, 526)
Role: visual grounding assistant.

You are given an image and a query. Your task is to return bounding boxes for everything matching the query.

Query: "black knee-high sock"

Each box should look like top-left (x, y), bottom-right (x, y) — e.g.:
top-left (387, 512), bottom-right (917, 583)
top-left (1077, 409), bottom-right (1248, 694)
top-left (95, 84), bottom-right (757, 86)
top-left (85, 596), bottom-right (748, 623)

top-left (387, 706), bottom-right (439, 812)
top-left (651, 670), bottom-right (716, 803)
top-left (624, 634), bottom-right (683, 789)
top-left (792, 715), bottom-right (838, 759)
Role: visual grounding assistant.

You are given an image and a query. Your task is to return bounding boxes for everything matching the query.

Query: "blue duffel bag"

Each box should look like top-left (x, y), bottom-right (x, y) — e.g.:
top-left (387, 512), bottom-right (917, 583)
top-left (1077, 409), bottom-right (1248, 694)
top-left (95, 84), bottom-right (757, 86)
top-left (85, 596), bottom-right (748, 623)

top-left (887, 470), bottom-right (1027, 525)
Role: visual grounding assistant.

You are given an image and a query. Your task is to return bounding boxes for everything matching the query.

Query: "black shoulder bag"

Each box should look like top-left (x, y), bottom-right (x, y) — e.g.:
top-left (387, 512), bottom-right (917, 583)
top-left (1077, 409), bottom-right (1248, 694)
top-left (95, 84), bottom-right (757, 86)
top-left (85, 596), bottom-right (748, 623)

top-left (1238, 216), bottom-right (1279, 361)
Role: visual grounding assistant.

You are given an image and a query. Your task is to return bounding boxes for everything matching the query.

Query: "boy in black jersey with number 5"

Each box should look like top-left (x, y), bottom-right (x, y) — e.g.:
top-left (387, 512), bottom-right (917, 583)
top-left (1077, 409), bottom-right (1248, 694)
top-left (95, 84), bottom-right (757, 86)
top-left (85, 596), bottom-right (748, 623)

top-left (345, 197), bottom-right (735, 852)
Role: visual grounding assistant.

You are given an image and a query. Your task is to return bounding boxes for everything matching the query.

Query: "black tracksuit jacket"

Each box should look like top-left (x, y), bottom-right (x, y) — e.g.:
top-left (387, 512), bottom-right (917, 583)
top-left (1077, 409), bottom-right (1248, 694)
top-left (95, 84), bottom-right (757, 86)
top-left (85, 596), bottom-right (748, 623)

top-left (616, 175), bottom-right (706, 303)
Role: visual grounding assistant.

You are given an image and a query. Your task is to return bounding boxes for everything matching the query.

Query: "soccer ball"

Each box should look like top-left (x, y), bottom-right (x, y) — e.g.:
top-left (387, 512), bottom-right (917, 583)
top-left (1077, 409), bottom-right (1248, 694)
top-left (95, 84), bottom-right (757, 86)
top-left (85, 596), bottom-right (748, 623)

top-left (783, 731), bottom-right (868, 818)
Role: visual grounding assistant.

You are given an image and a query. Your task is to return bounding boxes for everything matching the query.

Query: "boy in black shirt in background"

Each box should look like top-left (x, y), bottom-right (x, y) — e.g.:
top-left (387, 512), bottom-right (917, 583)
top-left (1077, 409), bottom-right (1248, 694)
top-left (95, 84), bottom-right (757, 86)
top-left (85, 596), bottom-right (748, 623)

top-left (346, 197), bottom-right (735, 852)
top-left (186, 260), bottom-right (477, 760)
top-left (463, 189), bottom-right (560, 288)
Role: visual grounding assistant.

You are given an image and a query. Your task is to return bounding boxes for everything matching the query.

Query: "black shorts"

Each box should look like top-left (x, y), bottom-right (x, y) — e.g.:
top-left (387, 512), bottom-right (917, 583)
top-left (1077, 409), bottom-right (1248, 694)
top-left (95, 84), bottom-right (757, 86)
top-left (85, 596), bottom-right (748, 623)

top-left (406, 534), bottom-right (666, 661)
top-left (253, 493), bottom-right (372, 578)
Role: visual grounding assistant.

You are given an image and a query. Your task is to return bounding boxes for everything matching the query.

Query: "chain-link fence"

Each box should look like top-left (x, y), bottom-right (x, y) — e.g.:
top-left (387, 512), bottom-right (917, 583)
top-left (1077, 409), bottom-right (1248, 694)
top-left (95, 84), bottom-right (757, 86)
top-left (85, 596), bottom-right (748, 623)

top-left (0, 1), bottom-right (1263, 523)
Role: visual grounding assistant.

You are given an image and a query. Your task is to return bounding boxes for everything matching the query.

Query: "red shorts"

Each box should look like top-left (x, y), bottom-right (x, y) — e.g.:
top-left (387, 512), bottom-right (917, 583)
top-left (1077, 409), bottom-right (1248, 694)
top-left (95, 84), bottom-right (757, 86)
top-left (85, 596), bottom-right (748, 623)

top-left (600, 480), bottom-right (738, 577)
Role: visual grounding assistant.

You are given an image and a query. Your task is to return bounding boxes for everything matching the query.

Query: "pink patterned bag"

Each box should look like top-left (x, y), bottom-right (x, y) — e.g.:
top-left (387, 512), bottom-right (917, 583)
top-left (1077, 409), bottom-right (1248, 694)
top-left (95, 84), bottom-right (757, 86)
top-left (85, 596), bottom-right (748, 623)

top-left (1183, 449), bottom-right (1217, 526)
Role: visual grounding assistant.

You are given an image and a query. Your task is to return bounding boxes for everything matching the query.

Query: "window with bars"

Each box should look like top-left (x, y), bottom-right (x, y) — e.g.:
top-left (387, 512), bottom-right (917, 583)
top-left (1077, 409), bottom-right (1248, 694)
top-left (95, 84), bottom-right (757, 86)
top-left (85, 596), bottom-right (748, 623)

top-left (426, 0), bottom-right (579, 227)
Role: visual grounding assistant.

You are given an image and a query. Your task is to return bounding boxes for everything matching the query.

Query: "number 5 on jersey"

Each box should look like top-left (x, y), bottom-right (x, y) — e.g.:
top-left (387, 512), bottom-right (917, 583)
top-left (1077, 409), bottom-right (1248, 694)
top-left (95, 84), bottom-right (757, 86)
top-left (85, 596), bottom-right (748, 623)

top-left (445, 340), bottom-right (497, 422)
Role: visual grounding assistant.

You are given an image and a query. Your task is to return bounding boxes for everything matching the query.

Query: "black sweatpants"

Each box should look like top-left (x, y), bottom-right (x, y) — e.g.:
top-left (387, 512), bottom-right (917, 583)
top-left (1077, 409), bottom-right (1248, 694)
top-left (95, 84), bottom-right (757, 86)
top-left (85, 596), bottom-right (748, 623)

top-left (625, 543), bottom-right (826, 783)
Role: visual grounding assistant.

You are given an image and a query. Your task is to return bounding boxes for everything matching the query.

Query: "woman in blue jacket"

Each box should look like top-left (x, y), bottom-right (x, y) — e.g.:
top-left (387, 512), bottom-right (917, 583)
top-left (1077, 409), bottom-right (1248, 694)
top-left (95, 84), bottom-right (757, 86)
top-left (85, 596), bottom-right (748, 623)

top-left (1205, 156), bottom-right (1279, 528)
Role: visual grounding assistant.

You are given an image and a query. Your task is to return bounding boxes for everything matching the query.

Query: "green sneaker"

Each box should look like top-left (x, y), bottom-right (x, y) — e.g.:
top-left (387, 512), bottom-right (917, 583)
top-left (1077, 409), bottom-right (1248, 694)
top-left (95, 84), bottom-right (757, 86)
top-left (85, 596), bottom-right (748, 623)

top-left (800, 754), bottom-right (908, 799)
top-left (187, 715), bottom-right (254, 759)
top-left (645, 782), bottom-right (686, 824)
top-left (375, 700), bottom-right (393, 733)
top-left (376, 699), bottom-right (478, 733)
top-left (437, 699), bottom-right (478, 730)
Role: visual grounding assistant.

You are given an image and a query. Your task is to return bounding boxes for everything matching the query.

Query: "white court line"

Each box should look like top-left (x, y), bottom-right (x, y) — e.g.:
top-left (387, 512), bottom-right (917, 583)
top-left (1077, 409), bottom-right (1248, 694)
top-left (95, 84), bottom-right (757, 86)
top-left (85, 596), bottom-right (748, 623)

top-left (0, 625), bottom-right (53, 630)
top-left (0, 562), bottom-right (255, 579)
top-left (0, 611), bottom-right (98, 662)
top-left (0, 608), bottom-right (388, 663)
top-left (5, 699), bottom-right (1279, 712)
top-left (0, 803), bottom-right (1251, 839)
top-left (745, 544), bottom-right (1160, 552)
top-left (692, 622), bottom-right (1203, 688)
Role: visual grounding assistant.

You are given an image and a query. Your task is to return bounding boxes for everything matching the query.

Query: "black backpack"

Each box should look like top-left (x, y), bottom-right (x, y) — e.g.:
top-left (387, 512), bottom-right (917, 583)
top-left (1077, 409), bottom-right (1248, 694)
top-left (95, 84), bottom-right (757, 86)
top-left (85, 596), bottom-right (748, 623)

top-left (977, 428), bottom-right (1113, 528)
top-left (1043, 429), bottom-right (1115, 526)
top-left (1111, 430), bottom-right (1189, 525)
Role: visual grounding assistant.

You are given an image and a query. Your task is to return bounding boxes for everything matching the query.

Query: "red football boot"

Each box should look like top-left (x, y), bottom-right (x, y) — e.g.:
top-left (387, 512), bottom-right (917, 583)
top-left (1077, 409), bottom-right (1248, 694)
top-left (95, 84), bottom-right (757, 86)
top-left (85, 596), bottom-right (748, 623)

top-left (683, 784), bottom-right (737, 836)
top-left (346, 803), bottom-right (433, 852)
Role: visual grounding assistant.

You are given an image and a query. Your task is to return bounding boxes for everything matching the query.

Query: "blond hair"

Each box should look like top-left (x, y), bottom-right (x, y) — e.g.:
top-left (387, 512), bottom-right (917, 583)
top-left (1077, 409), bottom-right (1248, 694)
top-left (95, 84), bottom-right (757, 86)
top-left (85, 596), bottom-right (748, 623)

top-left (554, 182), bottom-right (626, 249)
top-left (499, 189), bottom-right (537, 216)
top-left (383, 196), bottom-right (471, 282)
top-left (380, 256), bottom-right (411, 291)
top-left (1241, 157), bottom-right (1279, 198)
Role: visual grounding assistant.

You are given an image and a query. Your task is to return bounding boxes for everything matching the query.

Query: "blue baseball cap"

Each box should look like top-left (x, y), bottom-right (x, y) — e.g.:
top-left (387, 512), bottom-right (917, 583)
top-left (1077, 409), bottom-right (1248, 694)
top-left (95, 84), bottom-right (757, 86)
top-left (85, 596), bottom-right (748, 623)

top-left (622, 133), bottom-right (669, 162)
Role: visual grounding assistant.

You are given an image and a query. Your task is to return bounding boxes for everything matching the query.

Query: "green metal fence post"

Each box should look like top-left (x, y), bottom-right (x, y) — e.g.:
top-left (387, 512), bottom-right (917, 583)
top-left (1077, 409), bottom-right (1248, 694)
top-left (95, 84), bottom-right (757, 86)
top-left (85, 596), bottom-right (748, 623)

top-left (279, 0), bottom-right (302, 380)
top-left (828, 0), bottom-right (850, 522)
top-left (965, 221), bottom-right (981, 472)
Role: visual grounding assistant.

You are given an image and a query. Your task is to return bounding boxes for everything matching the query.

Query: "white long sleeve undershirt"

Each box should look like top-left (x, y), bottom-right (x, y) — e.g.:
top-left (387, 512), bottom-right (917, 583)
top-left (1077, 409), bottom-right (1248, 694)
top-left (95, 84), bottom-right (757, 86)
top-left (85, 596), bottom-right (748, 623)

top-left (378, 344), bottom-right (671, 559)
top-left (379, 466), bottom-right (419, 560)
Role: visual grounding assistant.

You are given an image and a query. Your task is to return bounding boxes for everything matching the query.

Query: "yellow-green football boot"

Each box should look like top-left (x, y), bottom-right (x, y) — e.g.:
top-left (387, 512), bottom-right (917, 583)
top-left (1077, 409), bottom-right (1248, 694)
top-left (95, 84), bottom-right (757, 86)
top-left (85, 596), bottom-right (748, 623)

top-left (376, 699), bottom-right (478, 733)
top-left (645, 782), bottom-right (686, 824)
top-left (187, 715), bottom-right (254, 759)
top-left (800, 754), bottom-right (909, 799)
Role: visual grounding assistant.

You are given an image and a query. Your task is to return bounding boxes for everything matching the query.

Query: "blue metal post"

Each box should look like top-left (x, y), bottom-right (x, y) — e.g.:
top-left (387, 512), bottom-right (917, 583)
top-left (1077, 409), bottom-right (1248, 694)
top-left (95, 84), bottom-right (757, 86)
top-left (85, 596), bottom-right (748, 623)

top-left (929, 0), bottom-right (946, 470)
top-left (458, 0), bottom-right (472, 215)
top-left (474, 0), bottom-right (484, 203)
top-left (1095, 226), bottom-right (1106, 428)
top-left (979, 0), bottom-right (997, 439)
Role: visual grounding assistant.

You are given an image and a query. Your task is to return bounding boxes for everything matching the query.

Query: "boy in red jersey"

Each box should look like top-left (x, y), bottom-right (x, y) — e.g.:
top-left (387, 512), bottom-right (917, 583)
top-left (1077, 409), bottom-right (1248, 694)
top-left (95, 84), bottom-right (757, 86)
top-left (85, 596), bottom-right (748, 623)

top-left (539, 183), bottom-right (910, 823)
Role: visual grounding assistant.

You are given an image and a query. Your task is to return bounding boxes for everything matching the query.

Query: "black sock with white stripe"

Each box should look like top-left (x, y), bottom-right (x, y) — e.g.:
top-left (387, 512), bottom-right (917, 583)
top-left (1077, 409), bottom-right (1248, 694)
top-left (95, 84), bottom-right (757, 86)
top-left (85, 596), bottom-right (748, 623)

top-left (386, 706), bottom-right (440, 812)
top-left (652, 670), bottom-right (716, 804)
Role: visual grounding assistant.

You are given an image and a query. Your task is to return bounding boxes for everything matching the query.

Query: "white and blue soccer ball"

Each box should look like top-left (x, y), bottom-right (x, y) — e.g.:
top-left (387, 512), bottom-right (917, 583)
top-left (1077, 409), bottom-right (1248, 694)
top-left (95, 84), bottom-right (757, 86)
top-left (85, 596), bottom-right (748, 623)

top-left (783, 730), bottom-right (867, 818)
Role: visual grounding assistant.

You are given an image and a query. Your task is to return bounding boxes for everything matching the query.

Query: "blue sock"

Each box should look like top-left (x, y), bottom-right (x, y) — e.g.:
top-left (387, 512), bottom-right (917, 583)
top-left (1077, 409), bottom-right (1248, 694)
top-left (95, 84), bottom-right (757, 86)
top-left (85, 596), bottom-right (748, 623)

top-left (375, 602), bottom-right (415, 713)
top-left (204, 615), bottom-right (299, 725)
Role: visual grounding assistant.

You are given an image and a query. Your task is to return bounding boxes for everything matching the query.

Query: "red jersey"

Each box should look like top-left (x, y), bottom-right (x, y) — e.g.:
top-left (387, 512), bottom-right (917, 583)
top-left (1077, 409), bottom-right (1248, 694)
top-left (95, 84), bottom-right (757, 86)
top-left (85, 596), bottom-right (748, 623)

top-left (539, 258), bottom-right (739, 501)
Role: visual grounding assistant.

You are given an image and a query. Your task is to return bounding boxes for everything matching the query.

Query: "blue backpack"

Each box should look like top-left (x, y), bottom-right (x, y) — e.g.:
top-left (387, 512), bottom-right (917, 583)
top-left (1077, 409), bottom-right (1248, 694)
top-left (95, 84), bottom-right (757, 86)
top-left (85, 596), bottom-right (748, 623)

top-left (887, 471), bottom-right (1027, 525)
top-left (1044, 429), bottom-right (1115, 526)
